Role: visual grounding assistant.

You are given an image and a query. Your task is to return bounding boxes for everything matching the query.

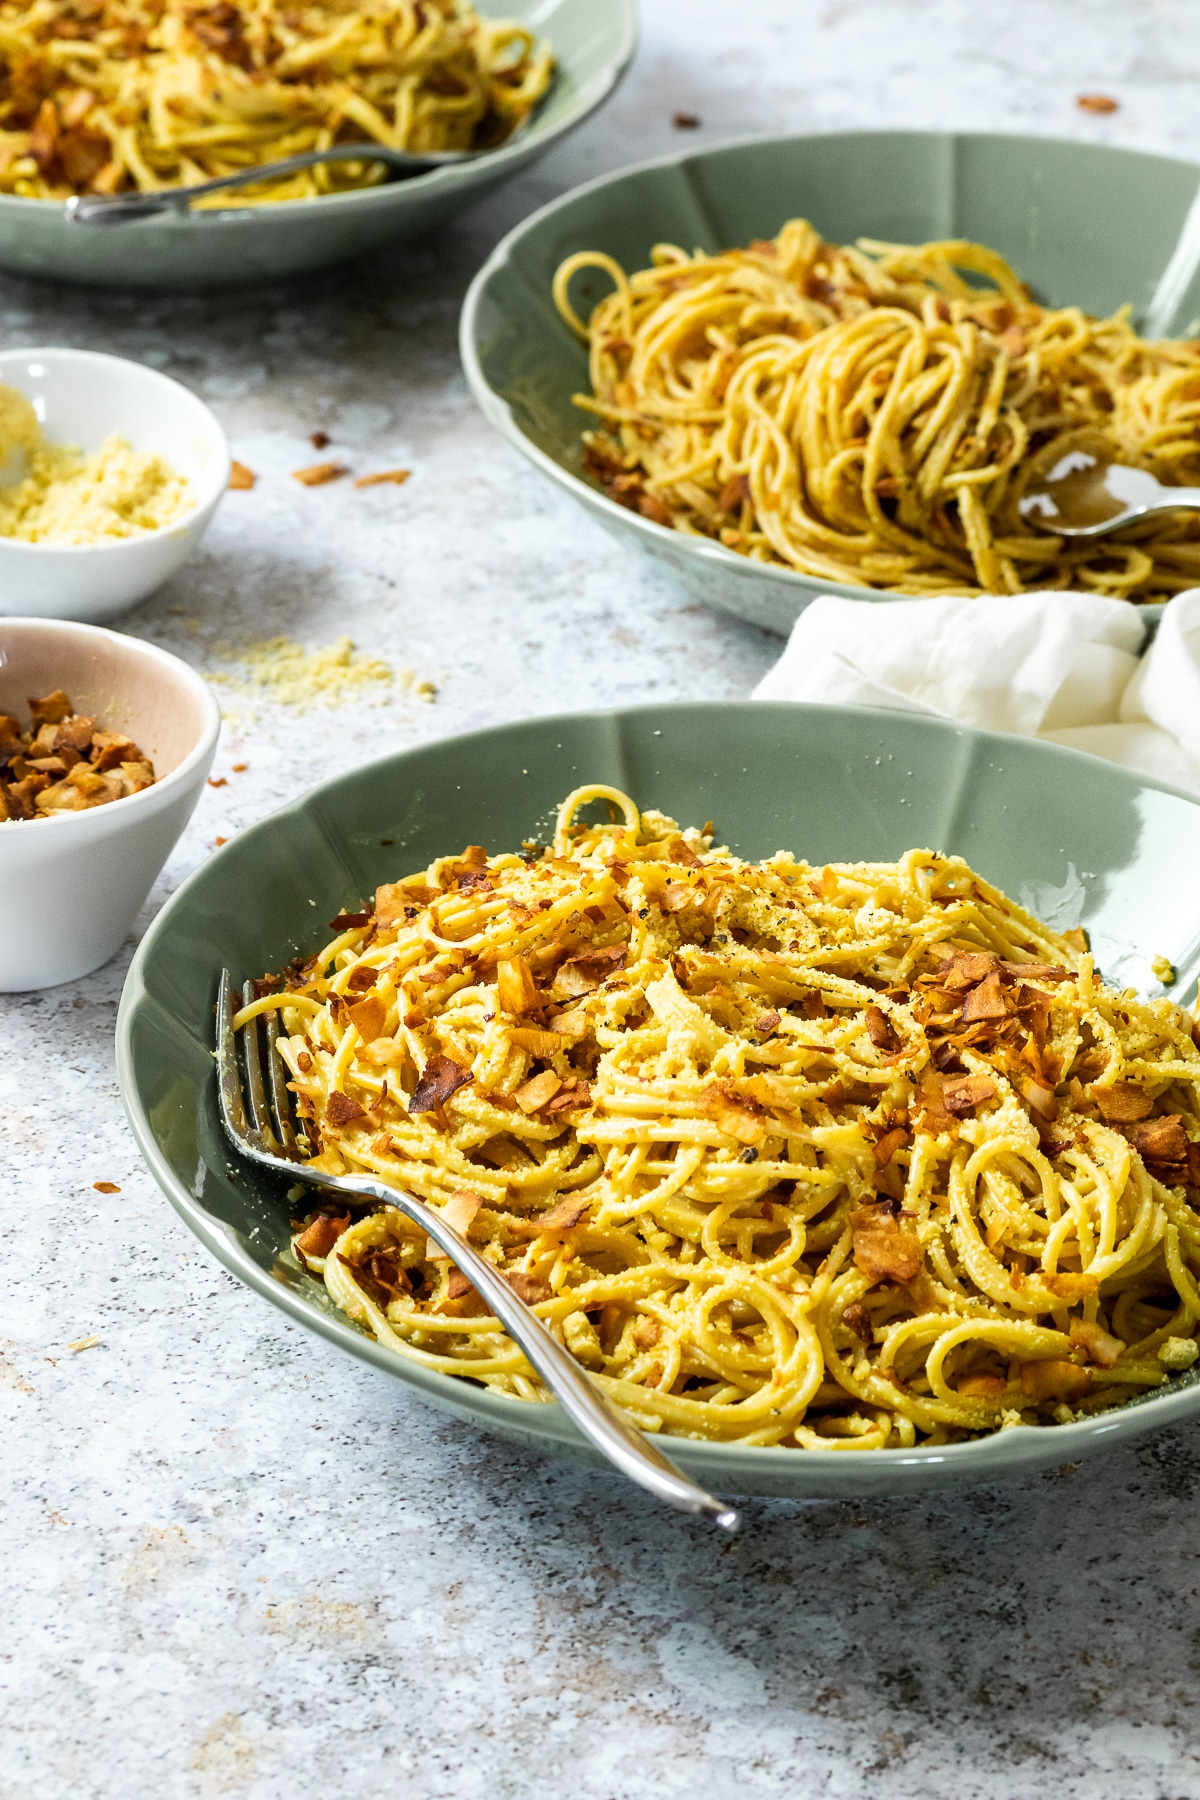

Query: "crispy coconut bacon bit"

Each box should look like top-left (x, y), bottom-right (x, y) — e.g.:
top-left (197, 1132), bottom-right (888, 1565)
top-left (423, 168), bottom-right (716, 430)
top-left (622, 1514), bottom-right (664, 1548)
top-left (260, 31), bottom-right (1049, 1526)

top-left (850, 1203), bottom-right (922, 1286)
top-left (0, 689), bottom-right (156, 821)
top-left (408, 1055), bottom-right (472, 1114)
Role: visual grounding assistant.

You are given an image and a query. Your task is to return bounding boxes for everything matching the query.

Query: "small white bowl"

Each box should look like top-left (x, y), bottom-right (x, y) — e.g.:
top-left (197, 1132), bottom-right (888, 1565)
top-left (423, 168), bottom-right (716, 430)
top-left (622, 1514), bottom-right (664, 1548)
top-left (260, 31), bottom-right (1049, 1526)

top-left (0, 347), bottom-right (229, 623)
top-left (0, 616), bottom-right (220, 990)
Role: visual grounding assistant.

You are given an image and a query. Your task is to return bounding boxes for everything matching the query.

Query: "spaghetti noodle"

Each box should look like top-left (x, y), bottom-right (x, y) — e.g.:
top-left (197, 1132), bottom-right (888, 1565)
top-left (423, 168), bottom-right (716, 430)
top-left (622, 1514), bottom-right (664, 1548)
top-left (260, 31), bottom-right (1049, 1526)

top-left (0, 0), bottom-right (552, 205)
top-left (236, 786), bottom-right (1200, 1450)
top-left (553, 221), bottom-right (1200, 604)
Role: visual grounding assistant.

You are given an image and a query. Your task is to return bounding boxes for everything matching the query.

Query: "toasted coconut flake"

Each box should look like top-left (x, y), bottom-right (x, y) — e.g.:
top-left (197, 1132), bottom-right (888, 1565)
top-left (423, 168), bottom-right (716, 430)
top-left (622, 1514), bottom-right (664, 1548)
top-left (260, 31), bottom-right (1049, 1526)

top-left (937, 950), bottom-right (999, 990)
top-left (325, 1090), bottom-right (366, 1128)
top-left (701, 1079), bottom-right (766, 1144)
top-left (1043, 1270), bottom-right (1099, 1301)
top-left (1019, 1360), bottom-right (1093, 1402)
top-left (355, 468), bottom-right (411, 488)
top-left (957, 1373), bottom-right (1007, 1399)
top-left (293, 461), bottom-right (348, 487)
top-left (842, 1300), bottom-right (874, 1345)
top-left (427, 1189), bottom-right (484, 1259)
top-left (1090, 1081), bottom-right (1154, 1123)
top-left (531, 1195), bottom-right (589, 1233)
top-left (346, 995), bottom-right (386, 1042)
top-left (497, 954), bottom-right (539, 1016)
top-left (960, 969), bottom-right (1009, 1023)
top-left (864, 1004), bottom-right (899, 1051)
top-left (1069, 1319), bottom-right (1125, 1368)
top-left (295, 1212), bottom-right (350, 1260)
top-left (873, 1125), bottom-right (908, 1167)
top-left (515, 1069), bottom-right (562, 1114)
top-left (507, 1026), bottom-right (563, 1057)
top-left (942, 1073), bottom-right (997, 1117)
top-left (409, 1054), bottom-right (472, 1114)
top-left (229, 461), bottom-right (256, 490)
top-left (506, 1271), bottom-right (552, 1305)
top-left (1129, 1116), bottom-right (1190, 1160)
top-left (849, 1204), bottom-right (922, 1286)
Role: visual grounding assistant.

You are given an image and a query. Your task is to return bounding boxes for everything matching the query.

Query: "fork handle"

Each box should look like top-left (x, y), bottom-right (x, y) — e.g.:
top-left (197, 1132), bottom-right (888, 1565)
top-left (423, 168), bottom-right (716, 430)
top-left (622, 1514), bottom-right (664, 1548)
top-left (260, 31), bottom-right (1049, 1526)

top-left (62, 144), bottom-right (440, 224)
top-left (326, 1173), bottom-right (740, 1529)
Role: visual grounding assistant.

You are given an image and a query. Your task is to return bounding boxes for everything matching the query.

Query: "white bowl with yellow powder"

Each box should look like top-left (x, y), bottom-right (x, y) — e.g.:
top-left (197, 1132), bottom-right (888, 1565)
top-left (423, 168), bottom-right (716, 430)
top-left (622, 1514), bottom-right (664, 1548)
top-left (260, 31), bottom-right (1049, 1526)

top-left (0, 348), bottom-right (229, 622)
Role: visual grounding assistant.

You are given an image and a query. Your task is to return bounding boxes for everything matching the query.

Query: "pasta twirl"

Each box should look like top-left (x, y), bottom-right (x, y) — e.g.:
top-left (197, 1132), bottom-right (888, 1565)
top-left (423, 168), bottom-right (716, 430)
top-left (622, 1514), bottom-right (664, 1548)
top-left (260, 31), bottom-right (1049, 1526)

top-left (553, 221), bottom-right (1200, 604)
top-left (238, 786), bottom-right (1200, 1450)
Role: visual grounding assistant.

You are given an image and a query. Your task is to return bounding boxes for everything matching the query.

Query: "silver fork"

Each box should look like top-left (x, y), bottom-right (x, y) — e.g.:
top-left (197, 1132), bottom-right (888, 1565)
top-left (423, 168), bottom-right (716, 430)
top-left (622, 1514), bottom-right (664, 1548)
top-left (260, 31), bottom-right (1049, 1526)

top-left (64, 103), bottom-right (545, 224)
top-left (215, 971), bottom-right (740, 1529)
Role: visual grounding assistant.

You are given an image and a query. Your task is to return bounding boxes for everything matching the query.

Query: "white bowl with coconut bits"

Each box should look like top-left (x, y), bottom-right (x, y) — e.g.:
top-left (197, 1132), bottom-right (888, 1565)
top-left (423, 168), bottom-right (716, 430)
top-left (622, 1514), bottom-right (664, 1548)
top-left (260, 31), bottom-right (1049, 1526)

top-left (0, 347), bottom-right (229, 621)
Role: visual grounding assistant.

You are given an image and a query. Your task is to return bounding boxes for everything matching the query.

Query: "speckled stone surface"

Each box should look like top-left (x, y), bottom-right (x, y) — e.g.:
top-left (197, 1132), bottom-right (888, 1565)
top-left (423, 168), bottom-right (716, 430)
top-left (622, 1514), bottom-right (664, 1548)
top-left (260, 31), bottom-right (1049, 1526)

top-left (8, 4), bottom-right (1200, 1796)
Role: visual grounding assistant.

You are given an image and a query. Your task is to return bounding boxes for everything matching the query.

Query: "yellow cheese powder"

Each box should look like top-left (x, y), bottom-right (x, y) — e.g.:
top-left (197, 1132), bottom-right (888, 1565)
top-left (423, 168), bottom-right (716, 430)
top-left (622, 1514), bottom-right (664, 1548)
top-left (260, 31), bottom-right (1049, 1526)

top-left (0, 383), bottom-right (193, 545)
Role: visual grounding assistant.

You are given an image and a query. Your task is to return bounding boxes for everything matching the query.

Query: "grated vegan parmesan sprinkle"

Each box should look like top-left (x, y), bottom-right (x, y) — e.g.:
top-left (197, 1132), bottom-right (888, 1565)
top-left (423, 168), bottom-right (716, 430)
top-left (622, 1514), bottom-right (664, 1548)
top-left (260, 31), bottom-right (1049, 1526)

top-left (0, 381), bottom-right (192, 544)
top-left (206, 634), bottom-right (435, 713)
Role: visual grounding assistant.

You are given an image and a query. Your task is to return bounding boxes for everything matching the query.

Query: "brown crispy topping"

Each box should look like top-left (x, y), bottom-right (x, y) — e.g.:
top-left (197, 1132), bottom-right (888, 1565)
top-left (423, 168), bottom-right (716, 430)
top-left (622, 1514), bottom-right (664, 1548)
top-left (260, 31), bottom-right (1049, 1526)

top-left (497, 954), bottom-right (540, 1016)
top-left (1077, 92), bottom-right (1119, 113)
top-left (355, 468), bottom-right (412, 488)
top-left (531, 1195), bottom-right (589, 1233)
top-left (1019, 1360), bottom-right (1093, 1403)
top-left (864, 1004), bottom-right (900, 1052)
top-left (506, 1271), bottom-right (552, 1305)
top-left (1000, 961), bottom-right (1071, 982)
top-left (228, 461), bottom-right (256, 490)
top-left (325, 1090), bottom-right (366, 1128)
top-left (1126, 1114), bottom-right (1190, 1170)
top-left (426, 1189), bottom-right (484, 1258)
top-left (1090, 1081), bottom-right (1153, 1123)
top-left (346, 995), bottom-right (386, 1042)
top-left (0, 692), bottom-right (156, 822)
top-left (937, 950), bottom-right (999, 990)
top-left (295, 1212), bottom-right (350, 1260)
top-left (409, 1054), bottom-right (472, 1114)
top-left (842, 1300), bottom-right (873, 1345)
top-left (329, 910), bottom-right (371, 930)
top-left (873, 1125), bottom-right (908, 1167)
top-left (960, 969), bottom-right (1009, 1023)
top-left (1068, 1319), bottom-right (1125, 1368)
top-left (701, 1079), bottom-right (766, 1145)
top-left (292, 461), bottom-right (348, 486)
top-left (507, 1026), bottom-right (563, 1058)
top-left (1043, 1270), bottom-right (1098, 1301)
top-left (542, 1080), bottom-right (592, 1115)
top-left (914, 1067), bottom-right (957, 1135)
top-left (514, 1069), bottom-right (562, 1114)
top-left (849, 1203), bottom-right (922, 1287)
top-left (92, 1180), bottom-right (121, 1194)
top-left (550, 943), bottom-right (628, 998)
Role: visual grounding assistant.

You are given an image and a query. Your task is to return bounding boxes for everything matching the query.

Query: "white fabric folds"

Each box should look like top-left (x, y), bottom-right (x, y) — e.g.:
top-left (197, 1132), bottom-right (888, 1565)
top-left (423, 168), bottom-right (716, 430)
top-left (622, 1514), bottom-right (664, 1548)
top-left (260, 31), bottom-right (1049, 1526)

top-left (753, 588), bottom-right (1200, 797)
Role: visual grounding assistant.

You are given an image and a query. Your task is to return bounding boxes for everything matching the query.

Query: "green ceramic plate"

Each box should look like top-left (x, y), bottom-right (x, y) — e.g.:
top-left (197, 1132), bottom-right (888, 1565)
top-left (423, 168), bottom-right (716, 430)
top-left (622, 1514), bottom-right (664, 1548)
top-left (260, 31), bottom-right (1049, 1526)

top-left (117, 702), bottom-right (1200, 1499)
top-left (461, 130), bottom-right (1200, 635)
top-left (0, 0), bottom-right (637, 292)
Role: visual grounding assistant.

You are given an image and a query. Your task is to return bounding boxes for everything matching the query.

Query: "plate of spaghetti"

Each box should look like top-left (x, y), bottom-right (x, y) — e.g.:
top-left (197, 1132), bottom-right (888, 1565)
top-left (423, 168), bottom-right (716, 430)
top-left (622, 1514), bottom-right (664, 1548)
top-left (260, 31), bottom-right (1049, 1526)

top-left (118, 701), bottom-right (1200, 1497)
top-left (0, 0), bottom-right (636, 290)
top-left (462, 130), bottom-right (1200, 633)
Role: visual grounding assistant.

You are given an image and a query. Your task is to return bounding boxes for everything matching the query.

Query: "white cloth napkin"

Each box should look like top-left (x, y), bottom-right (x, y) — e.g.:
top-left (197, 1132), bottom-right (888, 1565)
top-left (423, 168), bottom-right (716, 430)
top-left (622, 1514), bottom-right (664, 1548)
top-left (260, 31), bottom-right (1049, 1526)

top-left (753, 587), bottom-right (1200, 797)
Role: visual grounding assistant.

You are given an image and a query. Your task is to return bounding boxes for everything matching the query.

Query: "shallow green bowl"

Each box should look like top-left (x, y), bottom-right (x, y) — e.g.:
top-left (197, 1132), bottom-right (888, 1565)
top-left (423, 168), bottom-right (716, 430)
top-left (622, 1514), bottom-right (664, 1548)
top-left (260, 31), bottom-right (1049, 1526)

top-left (461, 130), bottom-right (1200, 635)
top-left (116, 702), bottom-right (1200, 1499)
top-left (0, 0), bottom-right (636, 293)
